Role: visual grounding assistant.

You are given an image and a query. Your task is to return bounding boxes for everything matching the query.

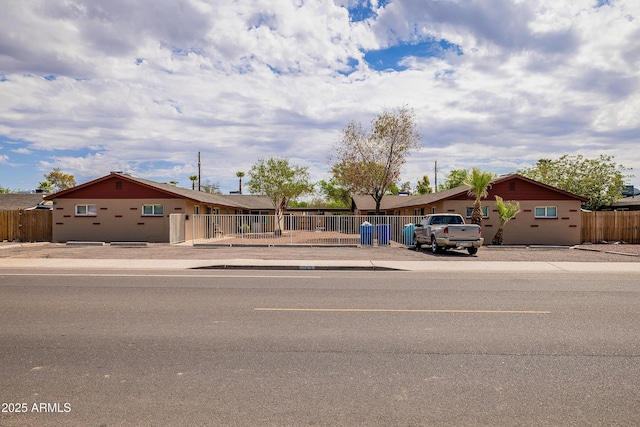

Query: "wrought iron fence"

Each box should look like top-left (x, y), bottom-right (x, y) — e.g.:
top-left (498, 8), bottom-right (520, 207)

top-left (191, 214), bottom-right (423, 247)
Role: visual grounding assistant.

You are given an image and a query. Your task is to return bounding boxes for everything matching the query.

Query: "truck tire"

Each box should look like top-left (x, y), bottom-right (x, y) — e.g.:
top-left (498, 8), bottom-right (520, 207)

top-left (431, 236), bottom-right (443, 254)
top-left (467, 247), bottom-right (478, 255)
top-left (413, 234), bottom-right (422, 250)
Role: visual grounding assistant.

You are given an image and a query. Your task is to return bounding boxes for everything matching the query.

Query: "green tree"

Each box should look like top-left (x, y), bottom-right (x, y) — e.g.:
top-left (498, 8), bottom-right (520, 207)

top-left (518, 155), bottom-right (631, 210)
top-left (438, 169), bottom-right (469, 191)
top-left (247, 157), bottom-right (314, 234)
top-left (464, 167), bottom-right (495, 226)
top-left (491, 196), bottom-right (520, 245)
top-left (387, 183), bottom-right (400, 195)
top-left (189, 175), bottom-right (198, 190)
top-left (386, 182), bottom-right (412, 195)
top-left (330, 106), bottom-right (421, 214)
top-left (0, 185), bottom-right (12, 193)
top-left (317, 178), bottom-right (351, 208)
top-left (236, 171), bottom-right (245, 194)
top-left (416, 175), bottom-right (432, 195)
top-left (44, 167), bottom-right (75, 192)
top-left (38, 181), bottom-right (54, 192)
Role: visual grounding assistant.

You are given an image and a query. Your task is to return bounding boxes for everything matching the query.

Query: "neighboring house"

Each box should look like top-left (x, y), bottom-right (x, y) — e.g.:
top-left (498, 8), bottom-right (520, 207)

top-left (352, 174), bottom-right (588, 246)
top-left (606, 185), bottom-right (640, 210)
top-left (44, 172), bottom-right (274, 243)
top-left (610, 196), bottom-right (640, 211)
top-left (0, 193), bottom-right (51, 210)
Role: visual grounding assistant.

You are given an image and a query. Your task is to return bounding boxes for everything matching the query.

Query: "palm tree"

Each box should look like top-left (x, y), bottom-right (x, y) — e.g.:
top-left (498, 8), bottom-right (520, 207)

top-left (492, 196), bottom-right (520, 245)
top-left (236, 171), bottom-right (245, 194)
top-left (464, 167), bottom-right (494, 225)
top-left (189, 175), bottom-right (198, 190)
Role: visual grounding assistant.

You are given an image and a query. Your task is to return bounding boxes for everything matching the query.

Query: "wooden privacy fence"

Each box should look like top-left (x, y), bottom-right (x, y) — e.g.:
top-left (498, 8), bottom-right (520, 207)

top-left (581, 211), bottom-right (640, 244)
top-left (0, 209), bottom-right (52, 242)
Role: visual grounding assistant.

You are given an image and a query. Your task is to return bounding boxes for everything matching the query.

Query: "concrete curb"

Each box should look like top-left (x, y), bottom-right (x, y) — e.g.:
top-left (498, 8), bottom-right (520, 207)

top-left (0, 243), bottom-right (22, 250)
top-left (573, 246), bottom-right (640, 257)
top-left (2, 258), bottom-right (640, 272)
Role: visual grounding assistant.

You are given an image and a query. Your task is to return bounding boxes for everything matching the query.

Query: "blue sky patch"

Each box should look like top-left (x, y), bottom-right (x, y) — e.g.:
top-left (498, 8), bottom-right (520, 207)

top-left (347, 1), bottom-right (375, 22)
top-left (364, 39), bottom-right (463, 72)
top-left (337, 57), bottom-right (359, 76)
top-left (346, 0), bottom-right (391, 22)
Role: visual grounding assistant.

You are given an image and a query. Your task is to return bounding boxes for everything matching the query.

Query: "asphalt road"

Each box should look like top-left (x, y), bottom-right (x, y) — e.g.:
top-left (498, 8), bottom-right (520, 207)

top-left (1, 269), bottom-right (639, 426)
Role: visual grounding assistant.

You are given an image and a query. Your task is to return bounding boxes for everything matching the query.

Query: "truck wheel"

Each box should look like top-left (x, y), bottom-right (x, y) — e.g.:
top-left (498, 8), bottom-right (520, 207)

top-left (431, 237), bottom-right (442, 254)
top-left (413, 234), bottom-right (422, 250)
top-left (467, 247), bottom-right (478, 255)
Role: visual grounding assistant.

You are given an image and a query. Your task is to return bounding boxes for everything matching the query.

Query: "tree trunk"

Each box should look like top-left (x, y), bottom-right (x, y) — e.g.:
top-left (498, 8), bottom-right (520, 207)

top-left (373, 194), bottom-right (383, 215)
top-left (274, 210), bottom-right (284, 236)
top-left (275, 199), bottom-right (285, 236)
top-left (471, 202), bottom-right (483, 225)
top-left (492, 227), bottom-right (504, 245)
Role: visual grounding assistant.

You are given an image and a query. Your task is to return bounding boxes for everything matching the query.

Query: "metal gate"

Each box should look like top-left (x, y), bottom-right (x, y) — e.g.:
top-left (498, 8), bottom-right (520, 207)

top-left (191, 214), bottom-right (422, 247)
top-left (169, 214), bottom-right (186, 244)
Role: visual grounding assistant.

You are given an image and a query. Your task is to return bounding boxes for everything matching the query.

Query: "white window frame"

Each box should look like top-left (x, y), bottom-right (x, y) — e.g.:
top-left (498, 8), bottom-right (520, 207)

top-left (535, 206), bottom-right (558, 218)
top-left (75, 204), bottom-right (97, 216)
top-left (466, 206), bottom-right (489, 218)
top-left (142, 204), bottom-right (164, 216)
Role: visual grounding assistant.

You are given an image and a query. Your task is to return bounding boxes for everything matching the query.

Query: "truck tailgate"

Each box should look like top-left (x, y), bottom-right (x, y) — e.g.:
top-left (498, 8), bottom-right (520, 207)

top-left (447, 225), bottom-right (480, 240)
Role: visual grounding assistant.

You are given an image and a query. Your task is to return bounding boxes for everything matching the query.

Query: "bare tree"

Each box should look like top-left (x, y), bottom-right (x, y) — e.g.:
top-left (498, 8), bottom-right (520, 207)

top-left (330, 106), bottom-right (421, 213)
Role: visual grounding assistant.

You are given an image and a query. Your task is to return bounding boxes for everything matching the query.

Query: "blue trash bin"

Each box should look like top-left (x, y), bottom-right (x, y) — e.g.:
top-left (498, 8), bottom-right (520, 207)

top-left (376, 224), bottom-right (390, 246)
top-left (360, 222), bottom-right (373, 246)
top-left (403, 223), bottom-right (415, 246)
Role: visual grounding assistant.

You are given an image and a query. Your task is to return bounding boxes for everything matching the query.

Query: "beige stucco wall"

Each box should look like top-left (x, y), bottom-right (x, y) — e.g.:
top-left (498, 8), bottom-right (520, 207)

top-left (439, 200), bottom-right (582, 245)
top-left (51, 198), bottom-right (188, 242)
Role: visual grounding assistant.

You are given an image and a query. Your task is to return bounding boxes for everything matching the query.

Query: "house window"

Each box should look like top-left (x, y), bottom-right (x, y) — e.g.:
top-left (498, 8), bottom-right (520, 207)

top-left (466, 206), bottom-right (489, 218)
top-left (142, 204), bottom-right (164, 216)
top-left (430, 207), bottom-right (436, 214)
top-left (194, 206), bottom-right (200, 214)
top-left (75, 204), bottom-right (97, 216)
top-left (535, 206), bottom-right (557, 218)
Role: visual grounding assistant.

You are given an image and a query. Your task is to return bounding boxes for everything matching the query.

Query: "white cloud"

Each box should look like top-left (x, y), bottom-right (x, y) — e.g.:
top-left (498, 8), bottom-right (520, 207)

top-left (11, 148), bottom-right (32, 155)
top-left (0, 0), bottom-right (639, 192)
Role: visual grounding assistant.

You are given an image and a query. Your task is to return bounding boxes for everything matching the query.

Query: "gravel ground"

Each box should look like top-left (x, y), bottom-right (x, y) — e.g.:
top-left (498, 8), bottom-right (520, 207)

top-left (0, 241), bottom-right (639, 262)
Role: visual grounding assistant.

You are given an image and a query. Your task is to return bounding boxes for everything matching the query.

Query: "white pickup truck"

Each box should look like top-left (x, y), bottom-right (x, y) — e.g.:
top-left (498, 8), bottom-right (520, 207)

top-left (413, 214), bottom-right (484, 255)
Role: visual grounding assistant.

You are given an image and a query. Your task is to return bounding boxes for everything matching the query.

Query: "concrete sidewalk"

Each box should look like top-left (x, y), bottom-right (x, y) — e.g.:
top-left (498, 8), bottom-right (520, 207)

top-left (1, 242), bottom-right (639, 272)
top-left (3, 257), bottom-right (640, 272)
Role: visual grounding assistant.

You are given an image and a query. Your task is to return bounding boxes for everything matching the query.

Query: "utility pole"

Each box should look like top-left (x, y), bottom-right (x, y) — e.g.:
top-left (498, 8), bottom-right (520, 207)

top-left (198, 152), bottom-right (201, 192)
top-left (434, 160), bottom-right (438, 192)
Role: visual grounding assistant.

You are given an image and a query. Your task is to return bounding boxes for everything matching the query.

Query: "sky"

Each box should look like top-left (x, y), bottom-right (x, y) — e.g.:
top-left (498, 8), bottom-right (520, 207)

top-left (1, 0), bottom-right (639, 195)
